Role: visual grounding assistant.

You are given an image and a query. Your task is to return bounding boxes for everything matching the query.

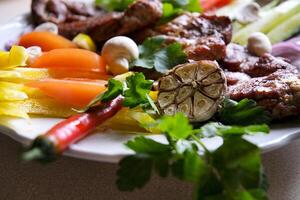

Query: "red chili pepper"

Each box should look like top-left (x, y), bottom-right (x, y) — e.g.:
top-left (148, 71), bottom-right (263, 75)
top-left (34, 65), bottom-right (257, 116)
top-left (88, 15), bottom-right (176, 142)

top-left (22, 96), bottom-right (124, 162)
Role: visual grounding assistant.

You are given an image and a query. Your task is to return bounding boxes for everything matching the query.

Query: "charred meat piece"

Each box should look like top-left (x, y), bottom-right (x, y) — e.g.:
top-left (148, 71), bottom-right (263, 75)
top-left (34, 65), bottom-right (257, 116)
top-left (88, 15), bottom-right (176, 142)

top-left (31, 0), bottom-right (102, 25)
top-left (220, 43), bottom-right (259, 72)
top-left (134, 13), bottom-right (232, 61)
top-left (244, 54), bottom-right (298, 77)
top-left (224, 71), bottom-right (251, 86)
top-left (158, 61), bottom-right (226, 122)
top-left (228, 70), bottom-right (300, 119)
top-left (58, 13), bottom-right (123, 41)
top-left (221, 43), bottom-right (297, 77)
top-left (185, 36), bottom-right (226, 61)
top-left (44, 0), bottom-right (163, 42)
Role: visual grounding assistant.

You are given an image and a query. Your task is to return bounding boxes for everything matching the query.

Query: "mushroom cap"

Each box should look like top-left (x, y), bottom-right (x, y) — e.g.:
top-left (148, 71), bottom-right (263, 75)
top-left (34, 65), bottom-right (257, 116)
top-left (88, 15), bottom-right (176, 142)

top-left (157, 61), bottom-right (227, 122)
top-left (101, 36), bottom-right (139, 75)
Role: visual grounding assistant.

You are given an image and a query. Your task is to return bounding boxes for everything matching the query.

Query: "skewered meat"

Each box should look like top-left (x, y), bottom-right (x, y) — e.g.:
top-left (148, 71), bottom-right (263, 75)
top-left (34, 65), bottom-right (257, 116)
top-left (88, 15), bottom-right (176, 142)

top-left (134, 13), bottom-right (232, 61)
top-left (157, 61), bottom-right (226, 122)
top-left (32, 0), bottom-right (163, 43)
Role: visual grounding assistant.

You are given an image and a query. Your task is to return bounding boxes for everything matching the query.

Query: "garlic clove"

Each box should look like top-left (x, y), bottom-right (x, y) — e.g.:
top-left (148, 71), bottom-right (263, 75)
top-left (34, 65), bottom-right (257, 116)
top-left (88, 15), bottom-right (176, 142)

top-left (247, 32), bottom-right (272, 57)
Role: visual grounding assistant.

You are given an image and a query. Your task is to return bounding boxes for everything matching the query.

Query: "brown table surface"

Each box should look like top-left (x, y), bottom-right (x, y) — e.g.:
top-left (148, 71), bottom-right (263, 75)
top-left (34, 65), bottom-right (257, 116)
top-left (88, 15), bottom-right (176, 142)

top-left (1, 0), bottom-right (300, 199)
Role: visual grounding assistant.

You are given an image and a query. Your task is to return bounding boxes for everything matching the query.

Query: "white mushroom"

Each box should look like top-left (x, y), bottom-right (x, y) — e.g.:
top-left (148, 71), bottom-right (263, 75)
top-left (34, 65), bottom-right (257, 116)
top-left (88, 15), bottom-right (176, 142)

top-left (101, 36), bottom-right (139, 75)
top-left (236, 2), bottom-right (261, 25)
top-left (247, 32), bottom-right (272, 57)
top-left (34, 22), bottom-right (59, 34)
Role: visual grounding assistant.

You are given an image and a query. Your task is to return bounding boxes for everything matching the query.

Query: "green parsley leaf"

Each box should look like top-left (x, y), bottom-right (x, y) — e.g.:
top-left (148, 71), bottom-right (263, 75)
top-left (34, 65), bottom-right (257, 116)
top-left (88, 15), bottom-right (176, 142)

top-left (196, 136), bottom-right (268, 200)
top-left (131, 37), bottom-right (187, 73)
top-left (199, 122), bottom-right (269, 138)
top-left (118, 137), bottom-right (172, 190)
top-left (161, 0), bottom-right (202, 23)
top-left (218, 99), bottom-right (271, 126)
top-left (163, 0), bottom-right (201, 12)
top-left (95, 0), bottom-right (135, 11)
top-left (116, 114), bottom-right (269, 199)
top-left (101, 79), bottom-right (123, 102)
top-left (212, 137), bottom-right (267, 197)
top-left (158, 112), bottom-right (193, 140)
top-left (126, 136), bottom-right (171, 154)
top-left (123, 73), bottom-right (153, 108)
top-left (172, 148), bottom-right (207, 182)
top-left (117, 154), bottom-right (152, 191)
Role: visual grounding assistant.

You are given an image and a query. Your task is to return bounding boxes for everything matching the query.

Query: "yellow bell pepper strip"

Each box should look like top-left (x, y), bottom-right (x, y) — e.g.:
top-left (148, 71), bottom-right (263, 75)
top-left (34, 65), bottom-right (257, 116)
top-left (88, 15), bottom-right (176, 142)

top-left (0, 46), bottom-right (28, 69)
top-left (73, 33), bottom-right (97, 52)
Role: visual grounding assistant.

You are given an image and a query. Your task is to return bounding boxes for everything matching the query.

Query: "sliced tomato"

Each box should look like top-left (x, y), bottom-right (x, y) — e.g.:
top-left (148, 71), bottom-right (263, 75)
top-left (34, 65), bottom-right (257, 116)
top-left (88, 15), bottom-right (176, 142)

top-left (31, 49), bottom-right (107, 74)
top-left (26, 78), bottom-right (107, 108)
top-left (201, 0), bottom-right (232, 11)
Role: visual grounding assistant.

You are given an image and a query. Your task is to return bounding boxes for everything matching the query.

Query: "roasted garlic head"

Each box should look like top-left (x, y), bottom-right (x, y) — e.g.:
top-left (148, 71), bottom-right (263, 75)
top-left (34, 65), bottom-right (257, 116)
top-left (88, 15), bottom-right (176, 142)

top-left (157, 61), bottom-right (226, 122)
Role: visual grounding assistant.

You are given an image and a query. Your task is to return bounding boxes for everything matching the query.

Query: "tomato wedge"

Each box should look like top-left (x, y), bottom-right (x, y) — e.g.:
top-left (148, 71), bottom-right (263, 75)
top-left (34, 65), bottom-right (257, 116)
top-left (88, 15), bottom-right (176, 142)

top-left (31, 49), bottom-right (107, 74)
top-left (26, 78), bottom-right (107, 108)
top-left (19, 32), bottom-right (77, 51)
top-left (201, 0), bottom-right (232, 11)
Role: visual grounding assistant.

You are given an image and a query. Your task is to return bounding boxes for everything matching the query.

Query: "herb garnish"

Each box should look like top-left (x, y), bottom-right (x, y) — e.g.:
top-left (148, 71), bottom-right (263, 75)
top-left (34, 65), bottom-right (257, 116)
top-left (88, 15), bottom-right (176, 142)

top-left (130, 37), bottom-right (188, 73)
top-left (117, 113), bottom-right (269, 199)
top-left (95, 0), bottom-right (202, 19)
top-left (79, 73), bottom-right (154, 112)
top-left (161, 0), bottom-right (202, 22)
top-left (95, 0), bottom-right (135, 11)
top-left (218, 98), bottom-right (271, 126)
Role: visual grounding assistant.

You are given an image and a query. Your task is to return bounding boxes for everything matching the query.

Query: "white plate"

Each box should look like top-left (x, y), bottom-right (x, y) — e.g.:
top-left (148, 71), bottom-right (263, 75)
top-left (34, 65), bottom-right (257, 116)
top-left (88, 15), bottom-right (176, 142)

top-left (1, 15), bottom-right (300, 163)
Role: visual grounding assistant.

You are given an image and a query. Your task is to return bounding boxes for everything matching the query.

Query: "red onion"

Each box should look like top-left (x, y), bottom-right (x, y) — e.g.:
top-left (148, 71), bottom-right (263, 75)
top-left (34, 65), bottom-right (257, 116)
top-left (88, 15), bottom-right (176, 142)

top-left (272, 35), bottom-right (300, 68)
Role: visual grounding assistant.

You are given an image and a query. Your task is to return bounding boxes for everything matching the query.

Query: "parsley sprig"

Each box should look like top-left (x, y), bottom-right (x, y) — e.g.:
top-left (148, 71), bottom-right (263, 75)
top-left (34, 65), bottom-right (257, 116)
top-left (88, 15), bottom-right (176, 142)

top-left (117, 113), bottom-right (269, 199)
top-left (130, 37), bottom-right (188, 73)
top-left (95, 0), bottom-right (135, 11)
top-left (219, 98), bottom-right (271, 126)
top-left (161, 0), bottom-right (202, 23)
top-left (79, 73), bottom-right (154, 112)
top-left (95, 0), bottom-right (202, 21)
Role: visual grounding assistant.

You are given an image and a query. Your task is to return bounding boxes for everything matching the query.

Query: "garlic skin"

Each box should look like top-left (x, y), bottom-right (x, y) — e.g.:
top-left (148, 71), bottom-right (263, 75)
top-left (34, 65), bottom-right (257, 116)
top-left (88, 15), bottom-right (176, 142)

top-left (101, 36), bottom-right (139, 75)
top-left (34, 22), bottom-right (59, 34)
top-left (247, 32), bottom-right (272, 57)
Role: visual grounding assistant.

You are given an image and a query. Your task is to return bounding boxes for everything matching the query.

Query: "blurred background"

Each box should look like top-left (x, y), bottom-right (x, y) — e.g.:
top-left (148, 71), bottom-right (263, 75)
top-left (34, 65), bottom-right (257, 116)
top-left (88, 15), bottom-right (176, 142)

top-left (0, 0), bottom-right (30, 24)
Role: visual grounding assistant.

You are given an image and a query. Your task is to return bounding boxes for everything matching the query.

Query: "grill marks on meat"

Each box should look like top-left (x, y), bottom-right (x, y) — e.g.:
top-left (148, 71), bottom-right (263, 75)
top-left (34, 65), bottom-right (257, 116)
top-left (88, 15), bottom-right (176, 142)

top-left (61, 0), bottom-right (162, 41)
top-left (221, 43), bottom-right (297, 77)
top-left (222, 43), bottom-right (300, 119)
top-left (220, 43), bottom-right (259, 72)
top-left (133, 13), bottom-right (232, 61)
top-left (229, 70), bottom-right (300, 119)
top-left (32, 0), bottom-right (163, 43)
top-left (224, 71), bottom-right (251, 86)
